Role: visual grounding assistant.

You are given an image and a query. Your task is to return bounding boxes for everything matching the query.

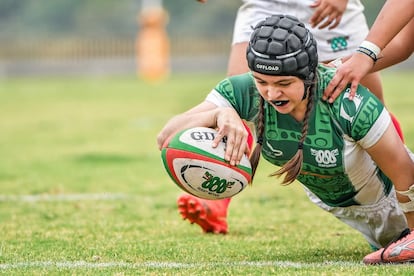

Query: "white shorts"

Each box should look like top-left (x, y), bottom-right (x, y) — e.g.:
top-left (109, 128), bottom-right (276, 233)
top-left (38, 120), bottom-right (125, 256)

top-left (305, 187), bottom-right (408, 249)
top-left (233, 0), bottom-right (369, 61)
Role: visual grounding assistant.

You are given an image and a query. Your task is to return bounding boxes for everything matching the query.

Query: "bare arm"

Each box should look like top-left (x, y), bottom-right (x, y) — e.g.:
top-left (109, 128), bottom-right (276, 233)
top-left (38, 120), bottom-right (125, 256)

top-left (156, 100), bottom-right (219, 149)
top-left (309, 0), bottom-right (348, 29)
top-left (365, 0), bottom-right (414, 49)
top-left (373, 18), bottom-right (414, 72)
top-left (157, 101), bottom-right (250, 165)
top-left (323, 0), bottom-right (414, 102)
top-left (366, 124), bottom-right (414, 228)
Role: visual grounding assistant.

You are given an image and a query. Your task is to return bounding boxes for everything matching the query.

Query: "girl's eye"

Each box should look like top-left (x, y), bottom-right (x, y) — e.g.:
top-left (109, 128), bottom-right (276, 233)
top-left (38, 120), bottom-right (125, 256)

top-left (256, 81), bottom-right (266, 85)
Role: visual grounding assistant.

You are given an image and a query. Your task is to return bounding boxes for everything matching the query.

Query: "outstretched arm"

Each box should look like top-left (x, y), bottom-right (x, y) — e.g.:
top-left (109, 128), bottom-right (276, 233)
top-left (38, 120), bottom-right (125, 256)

top-left (156, 101), bottom-right (218, 150)
top-left (373, 18), bottom-right (414, 72)
top-left (364, 0), bottom-right (414, 50)
top-left (323, 0), bottom-right (414, 102)
top-left (157, 101), bottom-right (250, 166)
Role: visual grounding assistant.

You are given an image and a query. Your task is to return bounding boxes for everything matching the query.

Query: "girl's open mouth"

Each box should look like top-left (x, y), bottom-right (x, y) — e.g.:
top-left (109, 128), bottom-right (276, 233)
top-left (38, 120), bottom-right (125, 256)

top-left (271, 100), bottom-right (289, 106)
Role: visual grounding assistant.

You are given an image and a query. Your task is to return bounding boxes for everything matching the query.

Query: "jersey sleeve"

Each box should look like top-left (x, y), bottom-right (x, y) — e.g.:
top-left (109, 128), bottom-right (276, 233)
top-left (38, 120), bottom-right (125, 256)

top-left (358, 109), bottom-right (390, 148)
top-left (330, 85), bottom-right (389, 148)
top-left (205, 89), bottom-right (233, 108)
top-left (206, 73), bottom-right (260, 122)
top-left (317, 64), bottom-right (389, 148)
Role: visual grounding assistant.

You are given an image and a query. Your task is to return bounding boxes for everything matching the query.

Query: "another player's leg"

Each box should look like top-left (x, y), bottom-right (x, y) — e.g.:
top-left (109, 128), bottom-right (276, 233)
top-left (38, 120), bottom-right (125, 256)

top-left (226, 42), bottom-right (249, 76)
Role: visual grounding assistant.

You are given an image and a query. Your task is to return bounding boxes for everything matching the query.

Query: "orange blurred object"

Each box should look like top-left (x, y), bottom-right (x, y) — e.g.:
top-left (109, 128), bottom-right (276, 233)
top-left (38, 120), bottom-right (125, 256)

top-left (136, 7), bottom-right (170, 82)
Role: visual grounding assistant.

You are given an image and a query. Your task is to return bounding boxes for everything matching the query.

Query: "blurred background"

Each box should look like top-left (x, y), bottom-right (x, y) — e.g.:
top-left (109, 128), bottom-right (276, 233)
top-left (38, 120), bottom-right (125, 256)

top-left (0, 0), bottom-right (412, 78)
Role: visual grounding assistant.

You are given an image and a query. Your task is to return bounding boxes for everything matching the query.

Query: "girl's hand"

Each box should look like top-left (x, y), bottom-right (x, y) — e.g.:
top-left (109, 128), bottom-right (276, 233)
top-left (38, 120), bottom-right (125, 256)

top-left (212, 107), bottom-right (250, 166)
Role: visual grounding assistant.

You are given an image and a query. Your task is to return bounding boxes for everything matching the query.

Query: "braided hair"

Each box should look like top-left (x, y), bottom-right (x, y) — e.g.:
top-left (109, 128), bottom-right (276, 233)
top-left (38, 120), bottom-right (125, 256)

top-left (247, 14), bottom-right (318, 184)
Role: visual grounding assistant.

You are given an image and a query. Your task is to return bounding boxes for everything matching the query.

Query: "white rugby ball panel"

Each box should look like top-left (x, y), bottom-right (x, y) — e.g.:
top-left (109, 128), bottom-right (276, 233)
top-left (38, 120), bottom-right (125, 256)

top-left (172, 158), bottom-right (247, 200)
top-left (161, 127), bottom-right (252, 200)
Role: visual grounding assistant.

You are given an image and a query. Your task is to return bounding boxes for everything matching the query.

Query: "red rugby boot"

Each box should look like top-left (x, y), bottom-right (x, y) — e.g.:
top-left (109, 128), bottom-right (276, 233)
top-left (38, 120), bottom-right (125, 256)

top-left (363, 228), bottom-right (414, 264)
top-left (177, 194), bottom-right (230, 234)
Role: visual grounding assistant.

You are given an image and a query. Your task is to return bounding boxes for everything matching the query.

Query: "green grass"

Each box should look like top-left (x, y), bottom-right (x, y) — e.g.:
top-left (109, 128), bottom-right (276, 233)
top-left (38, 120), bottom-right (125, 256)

top-left (0, 71), bottom-right (413, 275)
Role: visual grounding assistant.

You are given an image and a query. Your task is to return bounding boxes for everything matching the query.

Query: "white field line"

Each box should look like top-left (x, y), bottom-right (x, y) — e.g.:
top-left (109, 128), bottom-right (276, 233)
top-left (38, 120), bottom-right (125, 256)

top-left (0, 260), bottom-right (364, 270)
top-left (0, 195), bottom-right (367, 270)
top-left (0, 193), bottom-right (129, 202)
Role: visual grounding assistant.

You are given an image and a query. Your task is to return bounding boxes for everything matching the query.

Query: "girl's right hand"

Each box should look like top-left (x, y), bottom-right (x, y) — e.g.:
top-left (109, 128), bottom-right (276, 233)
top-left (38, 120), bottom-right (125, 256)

top-left (213, 107), bottom-right (250, 166)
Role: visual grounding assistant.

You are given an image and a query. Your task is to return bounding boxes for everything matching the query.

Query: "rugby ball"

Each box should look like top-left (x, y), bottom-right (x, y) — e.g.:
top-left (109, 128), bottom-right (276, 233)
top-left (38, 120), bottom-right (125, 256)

top-left (161, 127), bottom-right (252, 200)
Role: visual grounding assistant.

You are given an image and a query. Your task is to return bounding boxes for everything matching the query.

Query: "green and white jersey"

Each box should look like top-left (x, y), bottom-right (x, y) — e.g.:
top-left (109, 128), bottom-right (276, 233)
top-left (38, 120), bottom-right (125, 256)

top-left (206, 64), bottom-right (393, 208)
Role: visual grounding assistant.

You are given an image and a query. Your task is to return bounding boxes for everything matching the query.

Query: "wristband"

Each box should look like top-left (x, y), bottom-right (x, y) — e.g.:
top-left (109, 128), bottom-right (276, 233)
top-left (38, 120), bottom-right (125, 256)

top-left (356, 47), bottom-right (378, 63)
top-left (359, 40), bottom-right (381, 57)
top-left (356, 40), bottom-right (381, 63)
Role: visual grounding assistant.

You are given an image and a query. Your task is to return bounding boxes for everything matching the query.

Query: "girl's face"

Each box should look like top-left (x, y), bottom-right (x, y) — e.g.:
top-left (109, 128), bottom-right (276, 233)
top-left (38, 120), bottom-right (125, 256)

top-left (252, 71), bottom-right (308, 120)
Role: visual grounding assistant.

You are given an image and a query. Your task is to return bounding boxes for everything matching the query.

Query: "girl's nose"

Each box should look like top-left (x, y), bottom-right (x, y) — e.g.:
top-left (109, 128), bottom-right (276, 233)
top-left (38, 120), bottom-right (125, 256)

top-left (266, 87), bottom-right (282, 99)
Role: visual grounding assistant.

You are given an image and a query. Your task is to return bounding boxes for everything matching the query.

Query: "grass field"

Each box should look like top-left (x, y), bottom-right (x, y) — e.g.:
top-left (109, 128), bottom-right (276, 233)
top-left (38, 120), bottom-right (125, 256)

top-left (0, 71), bottom-right (414, 275)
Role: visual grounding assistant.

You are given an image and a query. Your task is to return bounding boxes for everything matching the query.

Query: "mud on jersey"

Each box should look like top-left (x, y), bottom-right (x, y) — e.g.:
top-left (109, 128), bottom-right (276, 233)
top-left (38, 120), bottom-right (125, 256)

top-left (207, 64), bottom-right (393, 207)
